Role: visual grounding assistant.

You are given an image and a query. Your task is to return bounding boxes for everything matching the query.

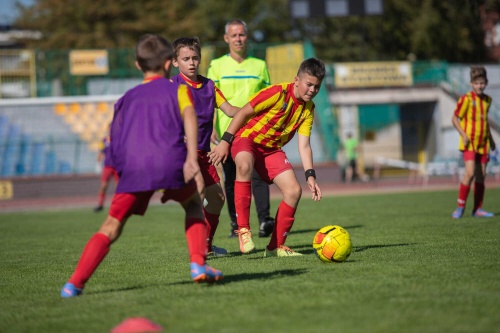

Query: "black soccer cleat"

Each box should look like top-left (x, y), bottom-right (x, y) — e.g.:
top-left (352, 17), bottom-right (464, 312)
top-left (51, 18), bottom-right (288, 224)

top-left (259, 217), bottom-right (274, 238)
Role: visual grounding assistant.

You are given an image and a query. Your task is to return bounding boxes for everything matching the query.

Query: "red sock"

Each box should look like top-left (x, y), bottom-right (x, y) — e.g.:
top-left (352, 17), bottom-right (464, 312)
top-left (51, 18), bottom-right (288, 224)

top-left (267, 201), bottom-right (296, 251)
top-left (98, 193), bottom-right (105, 206)
top-left (457, 183), bottom-right (470, 208)
top-left (234, 181), bottom-right (252, 230)
top-left (185, 217), bottom-right (207, 266)
top-left (473, 182), bottom-right (485, 211)
top-left (68, 233), bottom-right (111, 288)
top-left (203, 209), bottom-right (220, 251)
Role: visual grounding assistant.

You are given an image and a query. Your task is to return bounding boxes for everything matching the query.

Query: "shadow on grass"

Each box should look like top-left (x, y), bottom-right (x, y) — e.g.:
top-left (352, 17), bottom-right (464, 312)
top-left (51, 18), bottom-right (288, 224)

top-left (222, 268), bottom-right (308, 283)
top-left (160, 268), bottom-right (309, 286)
top-left (353, 243), bottom-right (414, 252)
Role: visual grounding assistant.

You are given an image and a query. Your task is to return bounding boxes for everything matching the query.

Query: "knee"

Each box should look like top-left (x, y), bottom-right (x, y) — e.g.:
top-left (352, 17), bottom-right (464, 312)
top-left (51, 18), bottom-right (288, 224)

top-left (99, 216), bottom-right (123, 242)
top-left (283, 183), bottom-right (302, 203)
top-left (236, 162), bottom-right (253, 179)
top-left (463, 171), bottom-right (474, 183)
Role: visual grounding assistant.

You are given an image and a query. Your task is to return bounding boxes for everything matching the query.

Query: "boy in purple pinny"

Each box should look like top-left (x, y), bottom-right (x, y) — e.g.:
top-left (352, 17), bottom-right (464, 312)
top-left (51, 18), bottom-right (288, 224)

top-left (61, 34), bottom-right (223, 298)
top-left (171, 37), bottom-right (239, 256)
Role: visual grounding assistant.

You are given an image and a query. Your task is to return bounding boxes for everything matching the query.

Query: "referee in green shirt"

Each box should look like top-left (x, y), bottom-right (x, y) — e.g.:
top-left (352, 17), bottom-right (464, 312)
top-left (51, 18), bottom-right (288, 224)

top-left (207, 19), bottom-right (274, 238)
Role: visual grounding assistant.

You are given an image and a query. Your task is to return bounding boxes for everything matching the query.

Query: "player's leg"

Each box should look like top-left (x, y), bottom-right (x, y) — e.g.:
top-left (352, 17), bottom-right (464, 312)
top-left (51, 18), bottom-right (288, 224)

top-left (62, 192), bottom-right (152, 297)
top-left (179, 184), bottom-right (223, 283)
top-left (452, 152), bottom-right (475, 218)
top-left (94, 168), bottom-right (112, 212)
top-left (263, 169), bottom-right (303, 257)
top-left (222, 154), bottom-right (238, 237)
top-left (472, 156), bottom-right (493, 217)
top-left (256, 149), bottom-right (303, 257)
top-left (204, 182), bottom-right (227, 256)
top-left (252, 169), bottom-right (274, 238)
top-left (233, 150), bottom-right (256, 253)
top-left (198, 152), bottom-right (226, 255)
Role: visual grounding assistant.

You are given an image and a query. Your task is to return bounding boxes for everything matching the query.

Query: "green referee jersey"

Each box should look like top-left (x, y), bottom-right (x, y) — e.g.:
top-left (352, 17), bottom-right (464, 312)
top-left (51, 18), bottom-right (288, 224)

top-left (207, 54), bottom-right (270, 138)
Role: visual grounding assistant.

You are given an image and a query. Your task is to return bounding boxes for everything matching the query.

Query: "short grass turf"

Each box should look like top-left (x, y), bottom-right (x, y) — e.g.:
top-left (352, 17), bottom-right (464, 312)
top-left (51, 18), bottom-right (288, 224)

top-left (0, 188), bottom-right (499, 333)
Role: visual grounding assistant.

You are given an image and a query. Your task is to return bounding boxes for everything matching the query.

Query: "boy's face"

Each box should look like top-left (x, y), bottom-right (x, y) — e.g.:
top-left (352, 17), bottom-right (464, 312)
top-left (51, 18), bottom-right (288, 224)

top-left (293, 72), bottom-right (322, 102)
top-left (471, 77), bottom-right (487, 96)
top-left (224, 24), bottom-right (247, 55)
top-left (172, 46), bottom-right (200, 81)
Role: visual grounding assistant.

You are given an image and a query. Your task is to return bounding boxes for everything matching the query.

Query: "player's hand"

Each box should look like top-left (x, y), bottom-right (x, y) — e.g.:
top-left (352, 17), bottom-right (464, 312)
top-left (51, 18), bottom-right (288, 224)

top-left (210, 131), bottom-right (220, 145)
top-left (462, 134), bottom-right (471, 149)
top-left (307, 179), bottom-right (322, 201)
top-left (183, 158), bottom-right (200, 183)
top-left (207, 141), bottom-right (230, 166)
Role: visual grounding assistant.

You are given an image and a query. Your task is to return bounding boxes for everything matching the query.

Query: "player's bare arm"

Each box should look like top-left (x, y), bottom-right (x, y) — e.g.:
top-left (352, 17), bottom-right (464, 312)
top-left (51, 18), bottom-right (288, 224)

top-left (210, 110), bottom-right (219, 144)
top-left (219, 101), bottom-right (240, 118)
top-left (208, 103), bottom-right (254, 165)
top-left (298, 134), bottom-right (322, 201)
top-left (452, 114), bottom-right (471, 148)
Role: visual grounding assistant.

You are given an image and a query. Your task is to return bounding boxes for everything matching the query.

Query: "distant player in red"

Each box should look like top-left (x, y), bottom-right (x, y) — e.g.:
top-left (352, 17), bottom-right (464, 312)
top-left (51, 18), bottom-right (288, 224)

top-left (171, 36), bottom-right (239, 256)
top-left (209, 58), bottom-right (325, 257)
top-left (451, 66), bottom-right (496, 218)
top-left (60, 34), bottom-right (223, 298)
top-left (94, 129), bottom-right (119, 212)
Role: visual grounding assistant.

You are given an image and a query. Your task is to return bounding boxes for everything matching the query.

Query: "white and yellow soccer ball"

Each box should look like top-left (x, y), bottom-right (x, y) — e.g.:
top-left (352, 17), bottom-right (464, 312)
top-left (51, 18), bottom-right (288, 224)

top-left (312, 225), bottom-right (352, 262)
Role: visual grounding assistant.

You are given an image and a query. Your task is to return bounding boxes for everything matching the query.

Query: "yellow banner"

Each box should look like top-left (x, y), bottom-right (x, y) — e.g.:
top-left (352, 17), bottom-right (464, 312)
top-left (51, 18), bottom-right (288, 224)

top-left (69, 50), bottom-right (109, 75)
top-left (266, 43), bottom-right (304, 84)
top-left (0, 181), bottom-right (13, 200)
top-left (334, 61), bottom-right (413, 88)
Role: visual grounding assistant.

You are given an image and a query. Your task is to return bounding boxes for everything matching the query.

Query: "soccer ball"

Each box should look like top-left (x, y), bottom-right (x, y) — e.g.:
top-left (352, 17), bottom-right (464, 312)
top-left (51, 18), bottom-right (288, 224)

top-left (312, 225), bottom-right (352, 262)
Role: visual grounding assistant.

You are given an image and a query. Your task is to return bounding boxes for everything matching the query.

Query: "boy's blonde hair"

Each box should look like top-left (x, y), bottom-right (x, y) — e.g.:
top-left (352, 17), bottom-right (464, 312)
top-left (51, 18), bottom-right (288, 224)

top-left (470, 66), bottom-right (488, 83)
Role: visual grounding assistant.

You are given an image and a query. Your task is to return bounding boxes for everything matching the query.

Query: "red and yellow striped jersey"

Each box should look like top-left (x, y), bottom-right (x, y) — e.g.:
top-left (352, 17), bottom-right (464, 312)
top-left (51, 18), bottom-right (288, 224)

top-left (237, 82), bottom-right (315, 148)
top-left (454, 91), bottom-right (492, 154)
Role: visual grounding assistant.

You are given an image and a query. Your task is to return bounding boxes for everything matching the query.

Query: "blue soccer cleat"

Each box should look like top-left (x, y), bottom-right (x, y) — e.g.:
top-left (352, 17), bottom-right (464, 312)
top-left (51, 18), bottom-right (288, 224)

top-left (61, 282), bottom-right (83, 298)
top-left (472, 208), bottom-right (494, 218)
top-left (452, 207), bottom-right (465, 219)
top-left (208, 245), bottom-right (228, 257)
top-left (190, 263), bottom-right (223, 283)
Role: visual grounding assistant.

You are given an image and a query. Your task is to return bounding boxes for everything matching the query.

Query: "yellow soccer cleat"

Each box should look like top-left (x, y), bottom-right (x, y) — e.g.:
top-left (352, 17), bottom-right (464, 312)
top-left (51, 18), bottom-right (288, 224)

top-left (236, 228), bottom-right (255, 254)
top-left (264, 245), bottom-right (303, 257)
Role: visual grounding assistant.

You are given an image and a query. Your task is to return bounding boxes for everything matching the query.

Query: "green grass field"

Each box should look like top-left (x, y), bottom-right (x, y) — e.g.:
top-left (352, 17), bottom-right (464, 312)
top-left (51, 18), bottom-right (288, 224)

top-left (1, 188), bottom-right (499, 333)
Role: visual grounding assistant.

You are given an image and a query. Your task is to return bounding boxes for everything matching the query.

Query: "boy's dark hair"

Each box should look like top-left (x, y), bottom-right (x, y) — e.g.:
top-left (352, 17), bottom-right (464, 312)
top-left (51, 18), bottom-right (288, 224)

top-left (470, 65), bottom-right (488, 83)
top-left (172, 36), bottom-right (201, 60)
top-left (297, 58), bottom-right (326, 81)
top-left (135, 34), bottom-right (173, 73)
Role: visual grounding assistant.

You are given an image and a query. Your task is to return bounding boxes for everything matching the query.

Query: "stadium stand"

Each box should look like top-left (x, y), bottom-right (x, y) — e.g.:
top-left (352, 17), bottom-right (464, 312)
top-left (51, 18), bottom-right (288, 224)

top-left (0, 97), bottom-right (118, 176)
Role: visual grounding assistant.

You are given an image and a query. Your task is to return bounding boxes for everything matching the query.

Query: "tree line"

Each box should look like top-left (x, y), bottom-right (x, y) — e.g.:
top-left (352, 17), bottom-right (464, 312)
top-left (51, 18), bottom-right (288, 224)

top-left (13, 0), bottom-right (499, 63)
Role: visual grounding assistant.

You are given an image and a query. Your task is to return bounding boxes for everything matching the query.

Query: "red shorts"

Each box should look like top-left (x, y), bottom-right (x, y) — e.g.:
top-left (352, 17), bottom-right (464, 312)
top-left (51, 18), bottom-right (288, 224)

top-left (462, 150), bottom-right (489, 164)
top-left (101, 166), bottom-right (119, 182)
top-left (198, 150), bottom-right (219, 186)
top-left (108, 191), bottom-right (155, 221)
top-left (231, 136), bottom-right (293, 184)
top-left (108, 181), bottom-right (196, 222)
